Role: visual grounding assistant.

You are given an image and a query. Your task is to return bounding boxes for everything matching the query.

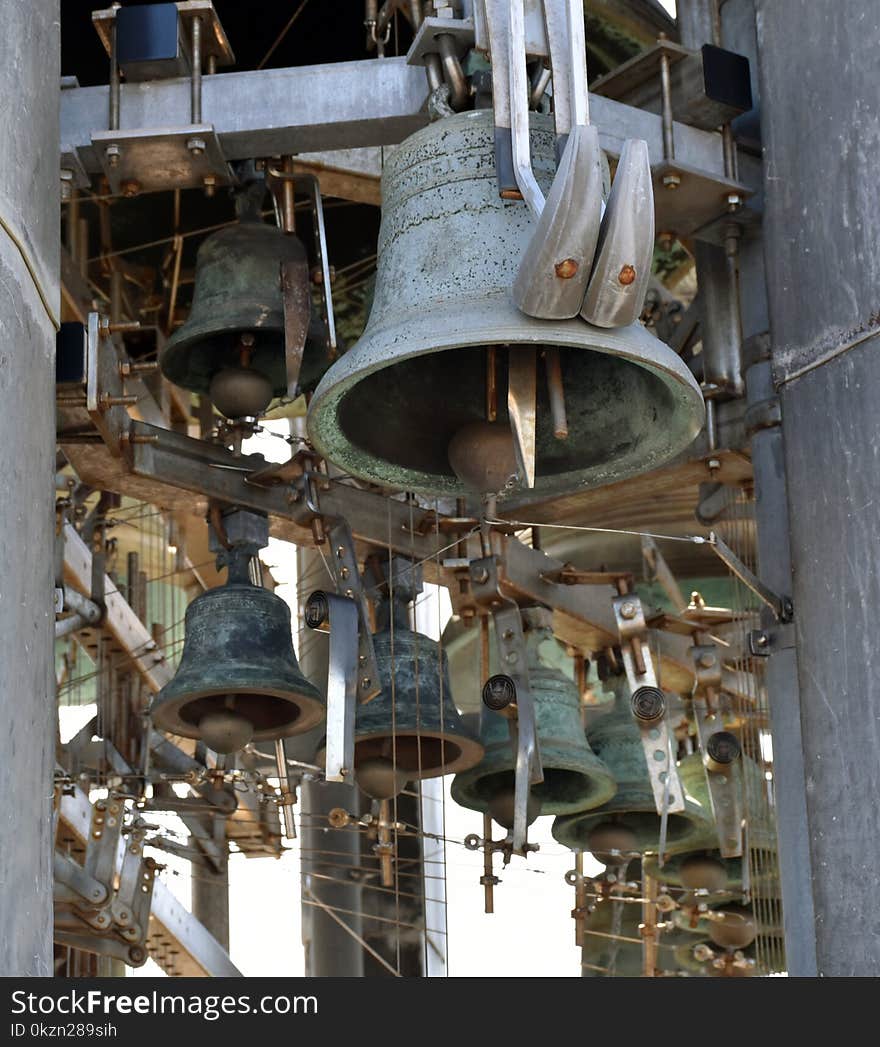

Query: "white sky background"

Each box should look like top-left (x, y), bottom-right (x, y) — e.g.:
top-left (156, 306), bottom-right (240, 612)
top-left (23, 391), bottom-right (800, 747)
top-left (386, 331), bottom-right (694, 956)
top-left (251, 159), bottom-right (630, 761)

top-left (85, 0), bottom-right (681, 978)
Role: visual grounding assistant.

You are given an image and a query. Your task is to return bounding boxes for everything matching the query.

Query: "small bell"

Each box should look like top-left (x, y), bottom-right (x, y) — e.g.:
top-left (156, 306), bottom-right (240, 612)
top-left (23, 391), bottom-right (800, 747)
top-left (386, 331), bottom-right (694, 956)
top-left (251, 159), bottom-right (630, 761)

top-left (151, 511), bottom-right (323, 752)
top-left (317, 558), bottom-right (483, 798)
top-left (451, 610), bottom-right (616, 828)
top-left (552, 677), bottom-right (713, 860)
top-left (160, 183), bottom-right (326, 417)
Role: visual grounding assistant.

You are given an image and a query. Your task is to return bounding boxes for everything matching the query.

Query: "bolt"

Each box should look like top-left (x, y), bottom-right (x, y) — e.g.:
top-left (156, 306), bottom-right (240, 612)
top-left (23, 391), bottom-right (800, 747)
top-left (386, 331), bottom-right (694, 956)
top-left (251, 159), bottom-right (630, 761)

top-left (707, 457), bottom-right (721, 474)
top-left (618, 264), bottom-right (636, 286)
top-left (726, 192), bottom-right (742, 212)
top-left (698, 652), bottom-right (716, 669)
top-left (662, 171), bottom-right (681, 190)
top-left (361, 677), bottom-right (371, 689)
top-left (187, 136), bottom-right (206, 156)
top-left (554, 258), bottom-right (579, 279)
top-left (473, 567), bottom-right (489, 585)
top-left (203, 174), bottom-right (216, 197)
top-left (120, 179), bottom-right (141, 198)
top-left (105, 144), bottom-right (122, 168)
top-left (60, 169), bottom-right (74, 202)
top-left (619, 601), bottom-right (637, 620)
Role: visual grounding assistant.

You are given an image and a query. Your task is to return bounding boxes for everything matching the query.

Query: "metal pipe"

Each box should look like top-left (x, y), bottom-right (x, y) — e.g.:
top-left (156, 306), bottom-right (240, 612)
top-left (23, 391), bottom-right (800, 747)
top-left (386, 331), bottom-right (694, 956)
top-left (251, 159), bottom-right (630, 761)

top-left (62, 585), bottom-right (102, 625)
top-left (274, 738), bottom-right (297, 840)
top-left (191, 15), bottom-right (203, 125)
top-left (424, 52), bottom-right (444, 92)
top-left (109, 18), bottom-right (120, 131)
top-left (437, 34), bottom-right (468, 110)
top-left (544, 347), bottom-right (568, 440)
top-left (529, 64), bottom-right (552, 110)
top-left (659, 50), bottom-right (675, 162)
top-left (55, 613), bottom-right (88, 639)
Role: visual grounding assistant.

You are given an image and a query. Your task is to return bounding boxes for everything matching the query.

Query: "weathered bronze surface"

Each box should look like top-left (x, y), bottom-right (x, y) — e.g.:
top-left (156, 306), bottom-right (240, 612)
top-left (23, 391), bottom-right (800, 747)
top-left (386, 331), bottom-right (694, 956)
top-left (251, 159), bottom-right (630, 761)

top-left (150, 581), bottom-right (324, 746)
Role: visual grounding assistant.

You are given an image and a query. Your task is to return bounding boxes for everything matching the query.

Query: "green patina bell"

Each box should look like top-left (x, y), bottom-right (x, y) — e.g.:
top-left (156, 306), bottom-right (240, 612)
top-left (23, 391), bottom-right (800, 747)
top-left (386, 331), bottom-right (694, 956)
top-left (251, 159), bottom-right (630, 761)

top-left (643, 754), bottom-right (778, 892)
top-left (160, 204), bottom-right (327, 417)
top-left (307, 110), bottom-right (704, 498)
top-left (451, 610), bottom-right (616, 828)
top-left (319, 562), bottom-right (483, 799)
top-left (150, 577), bottom-right (324, 754)
top-left (552, 678), bottom-right (713, 859)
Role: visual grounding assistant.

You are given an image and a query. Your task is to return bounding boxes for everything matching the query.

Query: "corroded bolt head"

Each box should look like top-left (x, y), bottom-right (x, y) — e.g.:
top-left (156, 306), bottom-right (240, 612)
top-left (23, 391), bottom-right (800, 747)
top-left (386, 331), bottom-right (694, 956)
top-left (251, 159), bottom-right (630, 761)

top-left (105, 144), bottom-right (122, 168)
top-left (187, 137), bottom-right (206, 156)
top-left (619, 601), bottom-right (637, 620)
top-left (618, 264), bottom-right (636, 286)
top-left (554, 258), bottom-right (579, 279)
top-left (662, 171), bottom-right (681, 190)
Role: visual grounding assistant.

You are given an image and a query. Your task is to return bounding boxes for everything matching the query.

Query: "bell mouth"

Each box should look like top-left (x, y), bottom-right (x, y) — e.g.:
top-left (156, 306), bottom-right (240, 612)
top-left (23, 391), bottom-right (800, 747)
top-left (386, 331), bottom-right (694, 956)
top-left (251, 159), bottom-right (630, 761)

top-left (154, 685), bottom-right (325, 743)
top-left (552, 807), bottom-right (707, 854)
top-left (455, 766), bottom-right (612, 818)
top-left (352, 729), bottom-right (484, 779)
top-left (308, 297), bottom-right (704, 497)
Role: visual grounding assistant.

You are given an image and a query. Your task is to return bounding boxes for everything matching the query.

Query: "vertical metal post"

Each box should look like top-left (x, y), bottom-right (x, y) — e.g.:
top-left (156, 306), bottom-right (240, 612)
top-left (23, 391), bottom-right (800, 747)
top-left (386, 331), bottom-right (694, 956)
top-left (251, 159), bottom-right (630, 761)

top-left (296, 544), bottom-right (365, 977)
top-left (109, 14), bottom-right (120, 131)
top-left (0, 0), bottom-right (59, 975)
top-left (191, 15), bottom-right (203, 125)
top-left (756, 0), bottom-right (880, 975)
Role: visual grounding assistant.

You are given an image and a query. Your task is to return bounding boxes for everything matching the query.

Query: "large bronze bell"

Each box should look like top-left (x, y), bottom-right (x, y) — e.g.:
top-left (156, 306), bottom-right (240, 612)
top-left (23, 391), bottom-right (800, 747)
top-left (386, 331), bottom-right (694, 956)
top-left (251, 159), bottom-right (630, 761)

top-left (160, 209), bottom-right (326, 418)
top-left (552, 678), bottom-right (713, 860)
top-left (451, 611), bottom-right (616, 829)
top-left (150, 578), bottom-right (324, 754)
top-left (307, 110), bottom-right (704, 497)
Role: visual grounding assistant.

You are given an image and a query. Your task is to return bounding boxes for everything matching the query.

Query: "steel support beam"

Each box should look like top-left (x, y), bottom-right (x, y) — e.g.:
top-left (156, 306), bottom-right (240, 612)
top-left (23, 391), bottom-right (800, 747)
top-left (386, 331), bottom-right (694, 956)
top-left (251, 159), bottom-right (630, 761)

top-left (59, 57), bottom-right (749, 187)
top-left (0, 0), bottom-right (59, 976)
top-left (756, 0), bottom-right (880, 975)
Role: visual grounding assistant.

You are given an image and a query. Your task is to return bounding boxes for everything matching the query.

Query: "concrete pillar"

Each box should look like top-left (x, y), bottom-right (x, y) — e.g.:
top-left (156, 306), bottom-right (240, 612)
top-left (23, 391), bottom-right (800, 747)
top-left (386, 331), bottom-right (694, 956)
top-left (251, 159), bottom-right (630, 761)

top-left (755, 0), bottom-right (880, 974)
top-left (0, 0), bottom-right (59, 975)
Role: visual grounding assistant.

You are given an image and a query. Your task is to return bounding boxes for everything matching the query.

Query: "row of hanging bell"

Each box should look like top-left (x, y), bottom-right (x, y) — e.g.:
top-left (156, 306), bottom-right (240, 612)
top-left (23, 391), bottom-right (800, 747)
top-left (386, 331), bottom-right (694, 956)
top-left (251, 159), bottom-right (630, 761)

top-left (451, 609), bottom-right (615, 830)
top-left (160, 180), bottom-right (328, 420)
top-left (316, 565), bottom-right (483, 800)
top-left (552, 675), bottom-right (714, 862)
top-left (305, 109), bottom-right (704, 499)
top-left (150, 539), bottom-right (324, 754)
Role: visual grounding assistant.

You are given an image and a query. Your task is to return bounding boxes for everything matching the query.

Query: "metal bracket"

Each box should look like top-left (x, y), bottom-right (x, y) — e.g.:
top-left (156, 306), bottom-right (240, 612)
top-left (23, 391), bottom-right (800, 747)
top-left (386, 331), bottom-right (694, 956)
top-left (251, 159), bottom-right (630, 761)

top-left (468, 555), bottom-right (543, 855)
top-left (306, 590), bottom-right (358, 783)
top-left (326, 518), bottom-right (381, 705)
top-left (611, 594), bottom-right (684, 815)
top-left (688, 643), bottom-right (743, 858)
top-left (709, 532), bottom-right (793, 622)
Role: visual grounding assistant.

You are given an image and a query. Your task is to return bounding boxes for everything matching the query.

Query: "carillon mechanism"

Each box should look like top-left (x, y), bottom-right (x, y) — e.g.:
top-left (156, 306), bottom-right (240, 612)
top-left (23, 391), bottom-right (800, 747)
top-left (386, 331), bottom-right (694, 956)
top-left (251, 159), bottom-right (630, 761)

top-left (35, 0), bottom-right (808, 983)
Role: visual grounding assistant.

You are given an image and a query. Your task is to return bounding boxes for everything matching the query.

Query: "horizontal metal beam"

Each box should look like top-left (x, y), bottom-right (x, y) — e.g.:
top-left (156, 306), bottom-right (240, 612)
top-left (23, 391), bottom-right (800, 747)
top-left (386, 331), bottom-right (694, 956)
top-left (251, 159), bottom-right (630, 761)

top-left (60, 57), bottom-right (745, 186)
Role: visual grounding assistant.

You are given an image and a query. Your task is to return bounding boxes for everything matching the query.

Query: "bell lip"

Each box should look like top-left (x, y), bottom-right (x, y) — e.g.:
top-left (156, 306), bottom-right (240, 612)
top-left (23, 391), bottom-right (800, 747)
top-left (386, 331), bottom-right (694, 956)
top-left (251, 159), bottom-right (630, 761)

top-left (307, 296), bottom-right (706, 496)
top-left (315, 728), bottom-right (485, 780)
top-left (450, 755), bottom-right (618, 818)
top-left (550, 793), bottom-right (713, 856)
top-left (150, 685), bottom-right (326, 743)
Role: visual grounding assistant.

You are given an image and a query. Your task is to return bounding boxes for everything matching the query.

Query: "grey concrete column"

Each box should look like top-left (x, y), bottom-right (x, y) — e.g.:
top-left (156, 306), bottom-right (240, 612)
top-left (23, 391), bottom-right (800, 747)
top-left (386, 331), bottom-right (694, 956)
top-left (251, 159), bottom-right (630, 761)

top-left (0, 0), bottom-right (59, 976)
top-left (755, 0), bottom-right (880, 975)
